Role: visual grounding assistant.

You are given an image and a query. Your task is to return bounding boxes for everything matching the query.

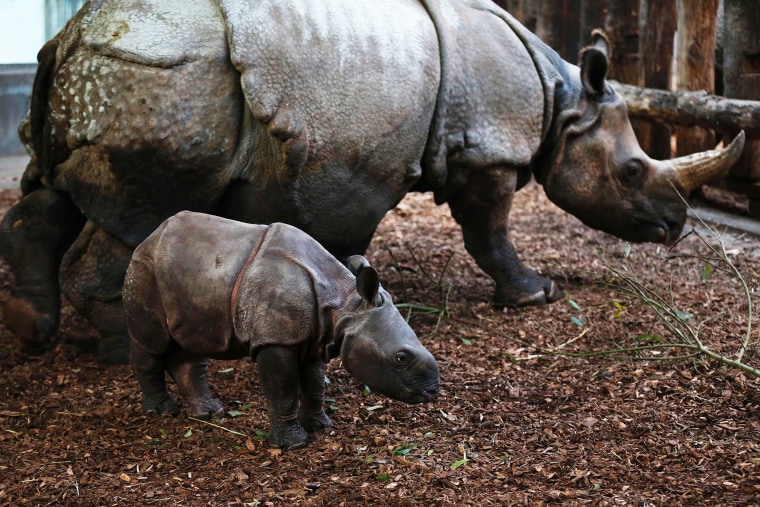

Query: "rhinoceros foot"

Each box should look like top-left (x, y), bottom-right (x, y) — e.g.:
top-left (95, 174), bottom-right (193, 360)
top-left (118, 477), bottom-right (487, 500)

top-left (185, 398), bottom-right (226, 421)
top-left (493, 268), bottom-right (563, 308)
top-left (3, 296), bottom-right (57, 351)
top-left (97, 336), bottom-right (131, 365)
top-left (267, 422), bottom-right (309, 451)
top-left (300, 411), bottom-right (333, 433)
top-left (141, 393), bottom-right (180, 417)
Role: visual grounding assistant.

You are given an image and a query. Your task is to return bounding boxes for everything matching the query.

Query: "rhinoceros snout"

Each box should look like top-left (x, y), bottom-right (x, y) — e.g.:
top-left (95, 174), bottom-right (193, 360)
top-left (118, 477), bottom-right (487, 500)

top-left (374, 367), bottom-right (439, 404)
top-left (405, 367), bottom-right (440, 404)
top-left (423, 384), bottom-right (440, 402)
top-left (402, 385), bottom-right (439, 404)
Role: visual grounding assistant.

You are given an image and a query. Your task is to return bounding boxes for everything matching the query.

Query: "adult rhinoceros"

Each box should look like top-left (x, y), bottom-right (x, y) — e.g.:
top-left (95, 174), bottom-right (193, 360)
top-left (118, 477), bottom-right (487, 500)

top-left (1, 0), bottom-right (744, 363)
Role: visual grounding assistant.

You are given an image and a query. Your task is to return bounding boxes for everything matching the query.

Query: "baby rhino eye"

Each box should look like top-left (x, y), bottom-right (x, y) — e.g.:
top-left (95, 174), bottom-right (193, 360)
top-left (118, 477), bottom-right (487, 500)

top-left (620, 160), bottom-right (645, 185)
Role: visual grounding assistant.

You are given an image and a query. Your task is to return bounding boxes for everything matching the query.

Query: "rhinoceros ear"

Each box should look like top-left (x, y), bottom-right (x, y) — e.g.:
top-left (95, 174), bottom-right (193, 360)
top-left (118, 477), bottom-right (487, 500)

top-left (346, 255), bottom-right (369, 275)
top-left (347, 255), bottom-right (380, 304)
top-left (579, 29), bottom-right (609, 97)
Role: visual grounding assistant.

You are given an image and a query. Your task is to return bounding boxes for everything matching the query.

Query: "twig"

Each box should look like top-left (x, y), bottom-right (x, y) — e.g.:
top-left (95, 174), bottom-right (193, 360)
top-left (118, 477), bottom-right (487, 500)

top-left (555, 328), bottom-right (589, 350)
top-left (385, 248), bottom-right (409, 300)
top-left (187, 416), bottom-right (248, 437)
top-left (406, 246), bottom-right (455, 302)
top-left (678, 191), bottom-right (755, 363)
top-left (392, 454), bottom-right (426, 470)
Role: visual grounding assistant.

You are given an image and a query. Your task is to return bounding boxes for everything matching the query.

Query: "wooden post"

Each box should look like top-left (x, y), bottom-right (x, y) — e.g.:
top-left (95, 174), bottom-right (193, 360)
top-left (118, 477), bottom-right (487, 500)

top-left (675, 0), bottom-right (718, 157)
top-left (563, 2), bottom-right (580, 60)
top-left (505, 0), bottom-right (523, 20)
top-left (723, 0), bottom-right (760, 181)
top-left (491, 0), bottom-right (516, 15)
top-left (579, 0), bottom-right (609, 57)
top-left (637, 0), bottom-right (677, 159)
top-left (604, 0), bottom-right (639, 85)
top-left (535, 1), bottom-right (559, 50)
top-left (535, 0), bottom-right (579, 61)
top-left (493, 0), bottom-right (536, 28)
top-left (506, 0), bottom-right (522, 12)
top-left (520, 0), bottom-right (539, 32)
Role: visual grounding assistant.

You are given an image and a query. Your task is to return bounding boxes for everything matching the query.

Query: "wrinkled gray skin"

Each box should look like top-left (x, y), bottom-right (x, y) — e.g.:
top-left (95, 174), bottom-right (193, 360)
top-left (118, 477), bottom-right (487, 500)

top-left (124, 212), bottom-right (439, 450)
top-left (0, 0), bottom-right (744, 364)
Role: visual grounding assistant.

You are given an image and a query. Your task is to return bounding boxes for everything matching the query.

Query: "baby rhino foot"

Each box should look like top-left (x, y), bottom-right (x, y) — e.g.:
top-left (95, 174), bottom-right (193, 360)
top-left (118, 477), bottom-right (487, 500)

top-left (142, 393), bottom-right (180, 416)
top-left (186, 398), bottom-right (225, 420)
top-left (300, 411), bottom-right (333, 433)
top-left (267, 423), bottom-right (308, 451)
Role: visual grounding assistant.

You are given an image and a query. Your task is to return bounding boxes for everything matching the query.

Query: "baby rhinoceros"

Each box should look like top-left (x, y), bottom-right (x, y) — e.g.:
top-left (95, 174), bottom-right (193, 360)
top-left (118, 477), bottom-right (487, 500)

top-left (123, 211), bottom-right (439, 450)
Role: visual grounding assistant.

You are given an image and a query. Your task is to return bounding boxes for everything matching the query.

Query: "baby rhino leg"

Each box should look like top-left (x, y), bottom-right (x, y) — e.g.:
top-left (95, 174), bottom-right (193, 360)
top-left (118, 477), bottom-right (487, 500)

top-left (166, 349), bottom-right (224, 420)
top-left (256, 345), bottom-right (308, 450)
top-left (131, 343), bottom-right (179, 416)
top-left (125, 249), bottom-right (178, 415)
top-left (299, 358), bottom-right (332, 433)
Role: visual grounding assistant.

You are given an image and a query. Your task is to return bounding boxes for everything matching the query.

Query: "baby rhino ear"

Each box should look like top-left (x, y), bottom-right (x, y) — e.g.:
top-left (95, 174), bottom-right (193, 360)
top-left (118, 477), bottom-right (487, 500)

top-left (579, 29), bottom-right (610, 97)
top-left (347, 255), bottom-right (379, 304)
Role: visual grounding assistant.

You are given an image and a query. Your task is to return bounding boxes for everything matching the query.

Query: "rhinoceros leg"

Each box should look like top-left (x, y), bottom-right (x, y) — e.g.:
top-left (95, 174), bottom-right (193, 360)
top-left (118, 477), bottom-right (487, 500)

top-left (131, 342), bottom-right (180, 416)
top-left (126, 271), bottom-right (180, 416)
top-left (447, 168), bottom-right (562, 307)
top-left (59, 221), bottom-right (133, 364)
top-left (298, 358), bottom-right (333, 433)
top-left (0, 188), bottom-right (84, 352)
top-left (166, 349), bottom-right (224, 420)
top-left (256, 345), bottom-right (309, 450)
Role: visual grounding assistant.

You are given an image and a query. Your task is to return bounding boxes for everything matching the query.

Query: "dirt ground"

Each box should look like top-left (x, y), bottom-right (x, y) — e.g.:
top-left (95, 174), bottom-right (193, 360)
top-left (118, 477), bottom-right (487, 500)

top-left (0, 182), bottom-right (758, 506)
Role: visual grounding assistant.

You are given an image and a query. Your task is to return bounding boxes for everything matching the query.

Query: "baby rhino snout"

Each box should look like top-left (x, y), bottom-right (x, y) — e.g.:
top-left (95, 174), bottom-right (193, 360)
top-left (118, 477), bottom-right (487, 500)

top-left (405, 349), bottom-right (440, 404)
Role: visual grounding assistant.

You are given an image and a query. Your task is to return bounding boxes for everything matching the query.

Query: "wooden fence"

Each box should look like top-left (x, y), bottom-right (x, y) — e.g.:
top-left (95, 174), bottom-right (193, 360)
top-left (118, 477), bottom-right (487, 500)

top-left (494, 0), bottom-right (760, 217)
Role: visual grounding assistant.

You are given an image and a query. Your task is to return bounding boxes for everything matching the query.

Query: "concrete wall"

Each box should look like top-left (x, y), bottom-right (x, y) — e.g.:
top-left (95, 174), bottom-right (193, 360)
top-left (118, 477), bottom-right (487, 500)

top-left (0, 0), bottom-right (46, 64)
top-left (0, 0), bottom-right (44, 154)
top-left (0, 65), bottom-right (35, 155)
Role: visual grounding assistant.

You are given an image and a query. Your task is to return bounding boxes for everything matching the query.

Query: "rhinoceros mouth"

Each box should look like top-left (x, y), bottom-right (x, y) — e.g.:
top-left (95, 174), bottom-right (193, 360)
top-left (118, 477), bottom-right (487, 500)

top-left (404, 391), bottom-right (438, 404)
top-left (377, 382), bottom-right (439, 404)
top-left (647, 219), bottom-right (682, 246)
top-left (611, 217), bottom-right (681, 246)
top-left (406, 383), bottom-right (440, 404)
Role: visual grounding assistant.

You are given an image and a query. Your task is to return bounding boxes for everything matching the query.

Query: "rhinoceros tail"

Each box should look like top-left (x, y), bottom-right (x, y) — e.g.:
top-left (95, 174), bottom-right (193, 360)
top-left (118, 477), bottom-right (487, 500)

top-left (20, 38), bottom-right (59, 194)
top-left (416, 0), bottom-right (450, 196)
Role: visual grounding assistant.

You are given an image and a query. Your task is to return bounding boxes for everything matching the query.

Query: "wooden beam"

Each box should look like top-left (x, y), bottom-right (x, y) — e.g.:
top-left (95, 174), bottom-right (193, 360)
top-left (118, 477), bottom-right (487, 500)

top-left (610, 80), bottom-right (760, 139)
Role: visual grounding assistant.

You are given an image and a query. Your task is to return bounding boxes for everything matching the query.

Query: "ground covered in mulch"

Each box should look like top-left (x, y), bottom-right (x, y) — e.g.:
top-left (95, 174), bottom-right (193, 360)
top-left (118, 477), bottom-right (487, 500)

top-left (0, 183), bottom-right (759, 506)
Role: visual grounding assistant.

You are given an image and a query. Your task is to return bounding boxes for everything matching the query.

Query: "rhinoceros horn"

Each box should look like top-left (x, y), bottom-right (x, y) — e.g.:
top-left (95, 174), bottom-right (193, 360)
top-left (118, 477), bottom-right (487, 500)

top-left (670, 131), bottom-right (745, 194)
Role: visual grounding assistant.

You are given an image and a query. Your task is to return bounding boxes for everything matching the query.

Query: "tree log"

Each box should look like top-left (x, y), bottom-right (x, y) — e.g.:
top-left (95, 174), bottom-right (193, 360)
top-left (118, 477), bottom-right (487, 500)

top-left (610, 81), bottom-right (760, 140)
top-left (579, 0), bottom-right (608, 59)
top-left (722, 0), bottom-right (760, 180)
top-left (604, 0), bottom-right (639, 85)
top-left (674, 0), bottom-right (718, 156)
top-left (638, 0), bottom-right (677, 158)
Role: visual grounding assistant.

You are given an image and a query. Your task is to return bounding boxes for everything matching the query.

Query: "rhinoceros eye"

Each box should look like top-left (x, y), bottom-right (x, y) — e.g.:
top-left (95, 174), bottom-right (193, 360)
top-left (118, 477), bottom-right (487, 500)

top-left (620, 160), bottom-right (645, 186)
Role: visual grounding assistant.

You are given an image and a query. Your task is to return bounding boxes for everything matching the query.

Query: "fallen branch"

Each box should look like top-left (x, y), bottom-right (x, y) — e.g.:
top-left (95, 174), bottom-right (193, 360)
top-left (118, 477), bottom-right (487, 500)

top-left (611, 80), bottom-right (760, 138)
top-left (187, 416), bottom-right (248, 437)
top-left (517, 209), bottom-right (759, 378)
